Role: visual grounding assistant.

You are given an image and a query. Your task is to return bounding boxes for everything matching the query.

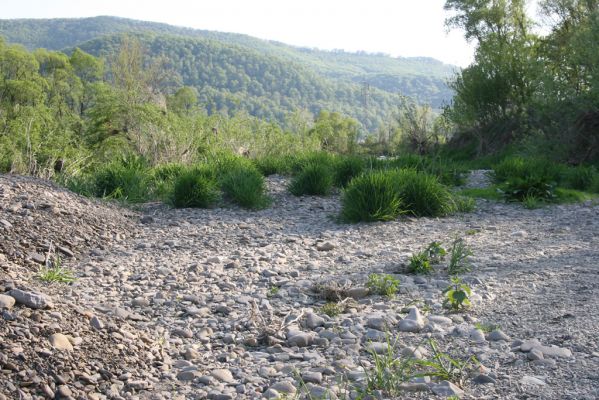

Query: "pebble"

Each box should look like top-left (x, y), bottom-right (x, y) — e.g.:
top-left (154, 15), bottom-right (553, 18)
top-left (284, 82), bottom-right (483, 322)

top-left (288, 332), bottom-right (313, 347)
top-left (8, 289), bottom-right (52, 309)
top-left (49, 333), bottom-right (73, 351)
top-left (0, 294), bottom-right (16, 309)
top-left (431, 380), bottom-right (464, 397)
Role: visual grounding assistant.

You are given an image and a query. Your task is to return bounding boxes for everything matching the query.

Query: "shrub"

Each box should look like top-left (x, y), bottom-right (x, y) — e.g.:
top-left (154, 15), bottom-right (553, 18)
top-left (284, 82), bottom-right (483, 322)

top-left (92, 162), bottom-right (150, 203)
top-left (150, 163), bottom-right (187, 199)
top-left (393, 169), bottom-right (455, 217)
top-left (492, 157), bottom-right (563, 184)
top-left (499, 175), bottom-right (556, 202)
top-left (253, 155), bottom-right (291, 176)
top-left (443, 277), bottom-right (472, 311)
top-left (172, 168), bottom-right (220, 208)
top-left (563, 165), bottom-right (598, 191)
top-left (288, 162), bottom-right (334, 196)
top-left (340, 171), bottom-right (403, 222)
top-left (334, 156), bottom-right (366, 187)
top-left (220, 166), bottom-right (270, 209)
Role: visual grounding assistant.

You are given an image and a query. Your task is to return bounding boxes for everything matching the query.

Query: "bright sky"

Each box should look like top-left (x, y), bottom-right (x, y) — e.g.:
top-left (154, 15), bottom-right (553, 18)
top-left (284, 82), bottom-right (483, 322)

top-left (2, 0), bottom-right (476, 67)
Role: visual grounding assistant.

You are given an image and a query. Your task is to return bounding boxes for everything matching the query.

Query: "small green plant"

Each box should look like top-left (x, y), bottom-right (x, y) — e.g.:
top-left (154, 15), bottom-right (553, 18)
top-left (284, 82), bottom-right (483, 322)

top-left (172, 168), bottom-right (220, 208)
top-left (366, 273), bottom-right (400, 297)
top-left (424, 241), bottom-right (446, 264)
top-left (37, 258), bottom-right (76, 283)
top-left (522, 193), bottom-right (541, 209)
top-left (267, 285), bottom-right (280, 298)
top-left (288, 162), bottom-right (334, 196)
top-left (474, 322), bottom-right (500, 333)
top-left (443, 277), bottom-right (472, 311)
top-left (408, 253), bottom-right (432, 275)
top-left (413, 339), bottom-right (478, 387)
top-left (340, 170), bottom-right (403, 223)
top-left (319, 302), bottom-right (345, 317)
top-left (361, 335), bottom-right (415, 397)
top-left (447, 238), bottom-right (472, 275)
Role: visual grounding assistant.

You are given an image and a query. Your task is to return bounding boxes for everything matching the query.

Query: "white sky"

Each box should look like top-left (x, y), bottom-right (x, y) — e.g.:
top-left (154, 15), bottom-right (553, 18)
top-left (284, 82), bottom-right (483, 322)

top-left (2, 0), bottom-right (477, 67)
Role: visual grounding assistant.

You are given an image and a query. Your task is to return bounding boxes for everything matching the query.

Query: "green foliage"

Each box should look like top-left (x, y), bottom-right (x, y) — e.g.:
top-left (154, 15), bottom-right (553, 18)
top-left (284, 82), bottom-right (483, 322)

top-left (172, 168), bottom-right (220, 208)
top-left (288, 162), bottom-right (334, 196)
top-left (499, 176), bottom-right (556, 202)
top-left (362, 336), bottom-right (414, 397)
top-left (492, 157), bottom-right (563, 185)
top-left (424, 241), bottom-right (447, 264)
top-left (319, 302), bottom-right (345, 318)
top-left (253, 155), bottom-right (293, 176)
top-left (392, 169), bottom-right (455, 217)
top-left (443, 277), bottom-right (473, 311)
top-left (37, 258), bottom-right (76, 284)
top-left (447, 238), bottom-right (472, 275)
top-left (219, 165), bottom-right (270, 209)
top-left (413, 338), bottom-right (478, 386)
top-left (334, 155), bottom-right (365, 187)
top-left (458, 187), bottom-right (502, 201)
top-left (92, 158), bottom-right (150, 203)
top-left (366, 273), bottom-right (400, 298)
top-left (563, 165), bottom-right (599, 192)
top-left (408, 253), bottom-right (433, 275)
top-left (340, 171), bottom-right (403, 223)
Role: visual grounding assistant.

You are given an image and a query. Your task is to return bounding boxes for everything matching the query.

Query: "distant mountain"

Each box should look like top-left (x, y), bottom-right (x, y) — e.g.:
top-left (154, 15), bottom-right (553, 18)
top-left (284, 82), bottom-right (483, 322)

top-left (0, 16), bottom-right (457, 131)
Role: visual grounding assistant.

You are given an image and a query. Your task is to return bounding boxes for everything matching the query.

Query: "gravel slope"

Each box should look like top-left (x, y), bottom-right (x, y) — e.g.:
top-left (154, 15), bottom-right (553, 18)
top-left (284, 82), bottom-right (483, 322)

top-left (1, 173), bottom-right (598, 399)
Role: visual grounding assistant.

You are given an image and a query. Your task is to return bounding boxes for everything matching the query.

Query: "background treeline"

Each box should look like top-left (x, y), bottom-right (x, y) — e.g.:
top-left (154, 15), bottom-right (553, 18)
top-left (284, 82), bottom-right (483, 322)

top-left (444, 0), bottom-right (599, 164)
top-left (0, 16), bottom-right (457, 131)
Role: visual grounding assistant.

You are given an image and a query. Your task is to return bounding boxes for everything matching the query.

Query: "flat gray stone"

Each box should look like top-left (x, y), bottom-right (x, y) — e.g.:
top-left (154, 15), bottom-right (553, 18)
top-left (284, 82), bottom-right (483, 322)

top-left (287, 332), bottom-right (313, 347)
top-left (431, 380), bottom-right (464, 397)
top-left (269, 381), bottom-right (296, 394)
top-left (488, 329), bottom-right (510, 341)
top-left (9, 289), bottom-right (52, 309)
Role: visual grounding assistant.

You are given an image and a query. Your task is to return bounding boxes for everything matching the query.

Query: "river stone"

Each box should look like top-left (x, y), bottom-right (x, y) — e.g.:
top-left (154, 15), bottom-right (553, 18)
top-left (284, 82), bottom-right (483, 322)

top-left (0, 294), bottom-right (15, 310)
top-left (431, 380), bottom-right (464, 397)
top-left (49, 333), bottom-right (73, 351)
top-left (9, 289), bottom-right (52, 309)
top-left (211, 369), bottom-right (234, 383)
top-left (488, 329), bottom-right (510, 341)
top-left (287, 332), bottom-right (313, 347)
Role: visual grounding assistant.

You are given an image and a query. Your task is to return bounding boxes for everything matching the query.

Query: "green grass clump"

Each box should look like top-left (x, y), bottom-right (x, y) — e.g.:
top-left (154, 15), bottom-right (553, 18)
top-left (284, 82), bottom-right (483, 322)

top-left (288, 162), bottom-right (334, 196)
top-left (253, 155), bottom-right (292, 176)
top-left (334, 156), bottom-right (365, 187)
top-left (458, 187), bottom-right (503, 201)
top-left (340, 171), bottom-right (403, 222)
top-left (92, 161), bottom-right (150, 203)
top-left (172, 168), bottom-right (219, 208)
top-left (563, 165), bottom-right (598, 191)
top-left (366, 273), bottom-right (400, 297)
top-left (499, 175), bottom-right (556, 202)
top-left (37, 258), bottom-right (76, 284)
top-left (408, 253), bottom-right (432, 275)
top-left (220, 165), bottom-right (270, 209)
top-left (393, 169), bottom-right (455, 217)
top-left (492, 156), bottom-right (563, 184)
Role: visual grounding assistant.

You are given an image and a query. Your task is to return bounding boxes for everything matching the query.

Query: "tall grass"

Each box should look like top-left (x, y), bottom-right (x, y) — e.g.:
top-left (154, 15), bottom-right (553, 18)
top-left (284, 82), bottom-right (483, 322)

top-left (288, 162), bottom-right (334, 196)
top-left (220, 165), bottom-right (270, 209)
top-left (172, 167), bottom-right (220, 208)
top-left (340, 171), bottom-right (403, 222)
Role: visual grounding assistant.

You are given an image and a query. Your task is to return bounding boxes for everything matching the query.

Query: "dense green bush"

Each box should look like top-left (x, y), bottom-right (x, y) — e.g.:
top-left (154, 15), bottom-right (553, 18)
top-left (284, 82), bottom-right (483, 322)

top-left (500, 176), bottom-right (556, 202)
top-left (172, 168), bottom-right (220, 208)
top-left (288, 162), bottom-right (334, 196)
top-left (220, 166), bottom-right (270, 209)
top-left (340, 171), bottom-right (403, 222)
top-left (563, 166), bottom-right (598, 192)
top-left (492, 157), bottom-right (563, 184)
top-left (92, 161), bottom-right (150, 203)
top-left (393, 169), bottom-right (455, 217)
top-left (334, 156), bottom-right (365, 187)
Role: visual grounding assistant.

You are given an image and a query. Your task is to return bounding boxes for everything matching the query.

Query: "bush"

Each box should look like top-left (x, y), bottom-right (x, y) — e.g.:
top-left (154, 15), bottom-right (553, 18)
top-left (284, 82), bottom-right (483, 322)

top-left (563, 165), bottom-right (598, 191)
top-left (288, 162), bottom-right (334, 196)
top-left (492, 157), bottom-right (563, 184)
top-left (393, 169), bottom-right (455, 217)
top-left (150, 163), bottom-right (188, 199)
top-left (253, 155), bottom-right (292, 176)
top-left (334, 156), bottom-right (365, 187)
top-left (172, 168), bottom-right (220, 208)
top-left (340, 171), bottom-right (403, 222)
top-left (220, 166), bottom-right (270, 209)
top-left (499, 175), bottom-right (556, 202)
top-left (92, 162), bottom-right (150, 203)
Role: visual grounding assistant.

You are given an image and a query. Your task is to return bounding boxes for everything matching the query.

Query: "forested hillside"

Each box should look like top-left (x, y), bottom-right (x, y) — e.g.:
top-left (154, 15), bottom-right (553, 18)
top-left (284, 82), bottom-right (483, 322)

top-left (0, 16), bottom-right (456, 130)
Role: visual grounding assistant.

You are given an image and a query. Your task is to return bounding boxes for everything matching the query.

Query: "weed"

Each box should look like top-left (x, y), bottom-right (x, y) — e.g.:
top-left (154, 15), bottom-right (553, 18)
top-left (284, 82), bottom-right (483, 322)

top-left (92, 161), bottom-right (150, 203)
top-left (447, 238), bottom-right (472, 275)
top-left (522, 194), bottom-right (541, 209)
top-left (340, 171), bottom-right (403, 223)
top-left (474, 322), bottom-right (500, 333)
top-left (366, 274), bottom-right (400, 298)
top-left (408, 253), bottom-right (432, 275)
top-left (37, 258), bottom-right (76, 284)
top-left (424, 241), bottom-right (446, 264)
top-left (267, 285), bottom-right (280, 298)
top-left (413, 339), bottom-right (478, 387)
top-left (361, 335), bottom-right (415, 397)
top-left (443, 277), bottom-right (472, 311)
top-left (500, 175), bottom-right (556, 202)
top-left (564, 165), bottom-right (598, 191)
top-left (319, 302), bottom-right (344, 317)
top-left (288, 162), bottom-right (334, 196)
top-left (465, 229), bottom-right (478, 235)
